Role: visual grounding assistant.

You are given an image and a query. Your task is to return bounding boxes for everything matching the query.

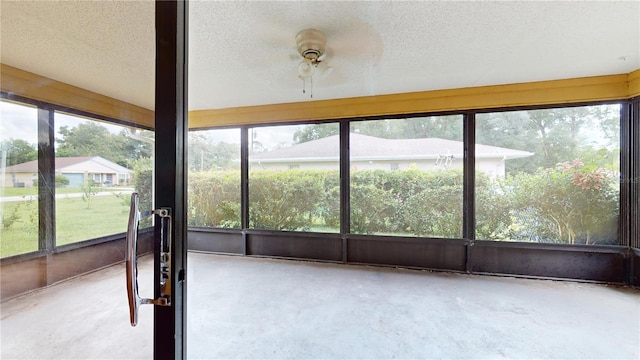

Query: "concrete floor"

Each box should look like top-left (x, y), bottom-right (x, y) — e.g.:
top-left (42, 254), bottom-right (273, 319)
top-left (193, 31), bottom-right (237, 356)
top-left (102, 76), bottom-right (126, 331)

top-left (1, 252), bottom-right (639, 359)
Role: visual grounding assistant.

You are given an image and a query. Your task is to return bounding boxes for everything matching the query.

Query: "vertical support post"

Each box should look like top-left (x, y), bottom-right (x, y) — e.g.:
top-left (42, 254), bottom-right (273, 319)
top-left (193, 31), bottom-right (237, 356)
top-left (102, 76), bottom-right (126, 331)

top-left (340, 120), bottom-right (350, 262)
top-left (627, 98), bottom-right (640, 286)
top-left (38, 106), bottom-right (55, 289)
top-left (37, 107), bottom-right (55, 254)
top-left (155, 1), bottom-right (188, 359)
top-left (241, 126), bottom-right (249, 254)
top-left (463, 112), bottom-right (476, 272)
top-left (620, 101), bottom-right (631, 249)
top-left (629, 98), bottom-right (640, 250)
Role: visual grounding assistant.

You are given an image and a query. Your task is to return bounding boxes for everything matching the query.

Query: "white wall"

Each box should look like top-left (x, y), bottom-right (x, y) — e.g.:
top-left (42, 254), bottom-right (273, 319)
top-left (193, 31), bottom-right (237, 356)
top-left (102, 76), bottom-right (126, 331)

top-left (2, 172), bottom-right (36, 188)
top-left (250, 158), bottom-right (507, 177)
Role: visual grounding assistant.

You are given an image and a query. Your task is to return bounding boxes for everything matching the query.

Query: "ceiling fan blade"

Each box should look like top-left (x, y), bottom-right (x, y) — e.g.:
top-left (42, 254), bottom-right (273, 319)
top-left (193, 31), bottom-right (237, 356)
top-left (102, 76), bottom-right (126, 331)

top-left (318, 46), bottom-right (333, 64)
top-left (319, 65), bottom-right (334, 81)
top-left (328, 21), bottom-right (383, 63)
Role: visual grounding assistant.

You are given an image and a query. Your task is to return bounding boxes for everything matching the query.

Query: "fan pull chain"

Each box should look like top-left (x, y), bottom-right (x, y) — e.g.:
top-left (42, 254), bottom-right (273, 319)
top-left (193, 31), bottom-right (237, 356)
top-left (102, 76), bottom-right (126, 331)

top-left (301, 76), bottom-right (313, 99)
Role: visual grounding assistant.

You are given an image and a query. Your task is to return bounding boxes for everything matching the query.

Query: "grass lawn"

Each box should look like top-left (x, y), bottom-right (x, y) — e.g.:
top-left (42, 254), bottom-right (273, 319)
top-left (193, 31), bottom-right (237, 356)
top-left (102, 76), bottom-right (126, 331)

top-left (1, 194), bottom-right (130, 257)
top-left (1, 187), bottom-right (80, 197)
top-left (0, 199), bottom-right (38, 256)
top-left (1, 186), bottom-right (134, 197)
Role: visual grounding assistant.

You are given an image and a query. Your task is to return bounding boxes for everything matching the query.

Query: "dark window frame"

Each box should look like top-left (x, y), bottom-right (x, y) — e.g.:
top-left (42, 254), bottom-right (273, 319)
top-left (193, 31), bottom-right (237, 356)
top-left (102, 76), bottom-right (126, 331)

top-left (192, 100), bottom-right (630, 247)
top-left (2, 93), bottom-right (636, 283)
top-left (0, 93), bottom-right (153, 263)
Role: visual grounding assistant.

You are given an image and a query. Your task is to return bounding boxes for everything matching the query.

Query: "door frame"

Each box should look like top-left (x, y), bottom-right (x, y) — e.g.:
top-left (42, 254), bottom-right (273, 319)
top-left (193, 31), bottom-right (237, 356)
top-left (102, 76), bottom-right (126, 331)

top-left (154, 1), bottom-right (188, 358)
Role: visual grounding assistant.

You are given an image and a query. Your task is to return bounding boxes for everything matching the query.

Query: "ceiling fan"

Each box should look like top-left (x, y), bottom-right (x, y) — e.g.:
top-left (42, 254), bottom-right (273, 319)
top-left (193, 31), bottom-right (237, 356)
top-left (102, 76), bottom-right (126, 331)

top-left (294, 28), bottom-right (334, 98)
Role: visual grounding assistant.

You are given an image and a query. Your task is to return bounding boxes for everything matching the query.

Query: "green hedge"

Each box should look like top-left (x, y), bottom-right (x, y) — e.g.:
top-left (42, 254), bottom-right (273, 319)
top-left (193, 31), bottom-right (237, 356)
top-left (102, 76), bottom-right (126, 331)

top-left (189, 171), bottom-right (242, 228)
top-left (132, 158), bottom-right (153, 227)
top-left (350, 168), bottom-right (464, 236)
top-left (177, 163), bottom-right (619, 244)
top-left (249, 170), bottom-right (338, 231)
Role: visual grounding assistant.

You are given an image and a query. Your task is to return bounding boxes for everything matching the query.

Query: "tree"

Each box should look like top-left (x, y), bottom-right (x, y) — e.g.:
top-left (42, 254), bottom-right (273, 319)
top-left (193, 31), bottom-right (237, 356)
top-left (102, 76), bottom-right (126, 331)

top-left (476, 106), bottom-right (614, 174)
top-left (399, 116), bottom-right (462, 140)
top-left (81, 180), bottom-right (98, 209)
top-left (293, 115), bottom-right (463, 144)
top-left (188, 132), bottom-right (239, 171)
top-left (351, 120), bottom-right (396, 138)
top-left (56, 122), bottom-right (151, 167)
top-left (211, 142), bottom-right (240, 169)
top-left (57, 122), bottom-right (112, 158)
top-left (0, 139), bottom-right (37, 166)
top-left (293, 124), bottom-right (338, 143)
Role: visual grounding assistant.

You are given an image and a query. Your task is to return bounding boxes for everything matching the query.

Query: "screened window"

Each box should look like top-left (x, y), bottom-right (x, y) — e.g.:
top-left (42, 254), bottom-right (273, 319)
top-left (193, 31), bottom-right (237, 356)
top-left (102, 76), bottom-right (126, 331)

top-left (54, 111), bottom-right (153, 245)
top-left (475, 104), bottom-right (620, 245)
top-left (187, 128), bottom-right (241, 228)
top-left (349, 116), bottom-right (464, 237)
top-left (248, 123), bottom-right (340, 232)
top-left (0, 100), bottom-right (39, 257)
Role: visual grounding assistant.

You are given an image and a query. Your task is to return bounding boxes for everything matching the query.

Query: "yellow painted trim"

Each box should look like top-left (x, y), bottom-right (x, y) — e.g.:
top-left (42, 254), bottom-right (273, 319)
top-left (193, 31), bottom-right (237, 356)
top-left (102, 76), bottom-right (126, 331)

top-left (2, 63), bottom-right (639, 130)
top-left (628, 69), bottom-right (640, 98)
top-left (1, 64), bottom-right (154, 128)
top-left (190, 73), bottom-right (633, 128)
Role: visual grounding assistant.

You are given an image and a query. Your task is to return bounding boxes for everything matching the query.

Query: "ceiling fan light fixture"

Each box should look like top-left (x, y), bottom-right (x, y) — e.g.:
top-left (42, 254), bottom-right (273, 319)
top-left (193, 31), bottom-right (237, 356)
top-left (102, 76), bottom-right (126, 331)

top-left (297, 58), bottom-right (316, 78)
top-left (296, 28), bottom-right (326, 64)
top-left (295, 28), bottom-right (329, 99)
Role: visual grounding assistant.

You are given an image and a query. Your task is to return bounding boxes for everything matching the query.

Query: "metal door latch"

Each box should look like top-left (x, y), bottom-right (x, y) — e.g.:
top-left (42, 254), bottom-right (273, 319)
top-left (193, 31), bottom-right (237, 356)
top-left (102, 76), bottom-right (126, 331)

top-left (125, 193), bottom-right (172, 327)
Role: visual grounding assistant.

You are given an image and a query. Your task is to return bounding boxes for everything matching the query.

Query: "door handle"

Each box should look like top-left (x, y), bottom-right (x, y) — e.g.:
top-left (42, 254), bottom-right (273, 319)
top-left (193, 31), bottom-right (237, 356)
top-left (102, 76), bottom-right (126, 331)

top-left (126, 192), bottom-right (172, 327)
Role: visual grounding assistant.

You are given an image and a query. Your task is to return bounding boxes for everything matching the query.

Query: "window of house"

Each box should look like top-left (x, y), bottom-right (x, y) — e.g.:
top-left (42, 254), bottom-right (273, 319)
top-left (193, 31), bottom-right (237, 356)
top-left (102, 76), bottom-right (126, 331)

top-left (0, 100), bottom-right (39, 257)
top-left (248, 123), bottom-right (340, 232)
top-left (349, 115), bottom-right (464, 237)
top-left (187, 128), bottom-right (241, 228)
top-left (475, 104), bottom-right (621, 245)
top-left (54, 111), bottom-right (153, 246)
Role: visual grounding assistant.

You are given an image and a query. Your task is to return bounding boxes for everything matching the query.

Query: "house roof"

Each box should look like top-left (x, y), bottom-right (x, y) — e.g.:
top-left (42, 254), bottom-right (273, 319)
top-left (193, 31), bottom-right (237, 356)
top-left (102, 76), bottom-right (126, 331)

top-left (250, 133), bottom-right (533, 163)
top-left (1, 156), bottom-right (132, 174)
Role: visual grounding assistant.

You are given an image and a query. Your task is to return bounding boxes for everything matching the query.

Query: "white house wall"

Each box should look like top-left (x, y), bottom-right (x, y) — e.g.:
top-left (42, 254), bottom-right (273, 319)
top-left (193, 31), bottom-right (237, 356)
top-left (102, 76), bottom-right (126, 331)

top-left (1, 173), bottom-right (36, 188)
top-left (58, 159), bottom-right (131, 186)
top-left (250, 161), bottom-right (338, 171)
top-left (249, 158), bottom-right (505, 177)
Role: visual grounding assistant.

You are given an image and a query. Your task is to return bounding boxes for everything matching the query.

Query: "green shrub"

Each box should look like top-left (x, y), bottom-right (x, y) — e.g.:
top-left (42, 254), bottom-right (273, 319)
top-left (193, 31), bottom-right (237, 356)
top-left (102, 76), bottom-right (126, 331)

top-left (131, 157), bottom-right (153, 227)
top-left (475, 172), bottom-right (515, 240)
top-left (248, 169), bottom-right (335, 231)
top-left (350, 183), bottom-right (399, 234)
top-left (188, 171), bottom-right (241, 228)
top-left (350, 168), bottom-right (464, 237)
top-left (55, 174), bottom-right (70, 187)
top-left (184, 162), bottom-right (618, 244)
top-left (1, 202), bottom-right (22, 230)
top-left (507, 160), bottom-right (618, 244)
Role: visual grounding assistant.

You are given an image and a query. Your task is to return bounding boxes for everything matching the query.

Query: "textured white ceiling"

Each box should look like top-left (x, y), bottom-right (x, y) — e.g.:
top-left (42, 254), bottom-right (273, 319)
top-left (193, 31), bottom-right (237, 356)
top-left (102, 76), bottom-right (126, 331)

top-left (2, 1), bottom-right (639, 112)
top-left (1, 0), bottom-right (155, 109)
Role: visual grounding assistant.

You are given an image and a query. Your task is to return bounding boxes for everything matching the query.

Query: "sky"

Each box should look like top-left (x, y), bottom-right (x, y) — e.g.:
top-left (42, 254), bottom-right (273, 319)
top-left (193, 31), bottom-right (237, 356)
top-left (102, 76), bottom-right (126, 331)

top-left (191, 124), bottom-right (307, 151)
top-left (0, 101), bottom-right (38, 144)
top-left (4, 97), bottom-right (619, 153)
top-left (1, 100), bottom-right (147, 146)
top-left (2, 99), bottom-right (305, 151)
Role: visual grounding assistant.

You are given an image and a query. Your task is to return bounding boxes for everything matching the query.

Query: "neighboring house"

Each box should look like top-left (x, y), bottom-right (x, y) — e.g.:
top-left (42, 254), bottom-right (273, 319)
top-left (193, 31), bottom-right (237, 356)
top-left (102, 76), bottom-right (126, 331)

top-left (0, 156), bottom-right (132, 188)
top-left (250, 133), bottom-right (534, 177)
